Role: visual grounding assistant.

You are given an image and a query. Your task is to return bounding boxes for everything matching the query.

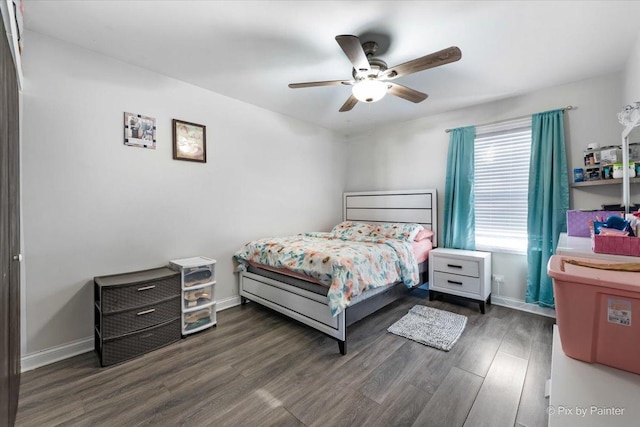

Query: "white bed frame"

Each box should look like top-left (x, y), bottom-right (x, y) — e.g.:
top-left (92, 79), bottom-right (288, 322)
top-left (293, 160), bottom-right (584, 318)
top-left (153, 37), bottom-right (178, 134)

top-left (238, 189), bottom-right (438, 354)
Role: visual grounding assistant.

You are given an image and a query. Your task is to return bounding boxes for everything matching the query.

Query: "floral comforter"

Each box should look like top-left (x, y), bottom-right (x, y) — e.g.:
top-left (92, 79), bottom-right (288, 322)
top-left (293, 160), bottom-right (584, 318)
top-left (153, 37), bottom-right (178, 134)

top-left (234, 232), bottom-right (420, 316)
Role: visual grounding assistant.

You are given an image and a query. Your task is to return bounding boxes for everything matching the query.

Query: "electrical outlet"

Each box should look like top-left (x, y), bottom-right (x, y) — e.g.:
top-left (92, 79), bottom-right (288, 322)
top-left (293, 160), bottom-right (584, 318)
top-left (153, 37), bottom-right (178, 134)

top-left (493, 275), bottom-right (504, 285)
top-left (492, 275), bottom-right (504, 295)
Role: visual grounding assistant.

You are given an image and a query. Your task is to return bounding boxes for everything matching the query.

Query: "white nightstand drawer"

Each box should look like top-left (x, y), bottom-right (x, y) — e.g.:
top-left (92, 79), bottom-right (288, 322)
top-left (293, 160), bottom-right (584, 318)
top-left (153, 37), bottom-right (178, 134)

top-left (432, 271), bottom-right (481, 295)
top-left (433, 257), bottom-right (479, 278)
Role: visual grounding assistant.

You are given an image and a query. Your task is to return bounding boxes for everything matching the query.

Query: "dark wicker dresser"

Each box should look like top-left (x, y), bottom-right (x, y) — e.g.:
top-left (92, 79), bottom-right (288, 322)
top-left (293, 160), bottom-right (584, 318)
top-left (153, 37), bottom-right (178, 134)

top-left (94, 267), bottom-right (181, 366)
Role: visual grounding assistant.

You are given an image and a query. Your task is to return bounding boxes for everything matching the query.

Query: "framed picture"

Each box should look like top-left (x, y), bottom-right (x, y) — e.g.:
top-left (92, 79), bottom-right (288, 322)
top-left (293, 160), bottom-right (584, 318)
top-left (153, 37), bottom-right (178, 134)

top-left (124, 112), bottom-right (156, 149)
top-left (172, 119), bottom-right (206, 163)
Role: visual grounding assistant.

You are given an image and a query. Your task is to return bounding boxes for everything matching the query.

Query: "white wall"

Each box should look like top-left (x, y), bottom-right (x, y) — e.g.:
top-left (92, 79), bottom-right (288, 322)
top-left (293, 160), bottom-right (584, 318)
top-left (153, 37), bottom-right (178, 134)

top-left (624, 31), bottom-right (640, 104)
top-left (20, 32), bottom-right (346, 356)
top-left (346, 72), bottom-right (630, 304)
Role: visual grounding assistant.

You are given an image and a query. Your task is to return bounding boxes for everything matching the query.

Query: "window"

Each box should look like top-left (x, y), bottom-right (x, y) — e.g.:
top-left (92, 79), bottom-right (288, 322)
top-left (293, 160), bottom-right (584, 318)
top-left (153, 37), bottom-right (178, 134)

top-left (474, 118), bottom-right (532, 254)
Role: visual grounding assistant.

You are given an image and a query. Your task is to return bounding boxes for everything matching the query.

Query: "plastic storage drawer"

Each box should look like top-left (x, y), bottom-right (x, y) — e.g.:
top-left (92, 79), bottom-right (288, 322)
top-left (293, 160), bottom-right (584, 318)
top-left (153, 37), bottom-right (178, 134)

top-left (183, 306), bottom-right (213, 332)
top-left (183, 285), bottom-right (214, 311)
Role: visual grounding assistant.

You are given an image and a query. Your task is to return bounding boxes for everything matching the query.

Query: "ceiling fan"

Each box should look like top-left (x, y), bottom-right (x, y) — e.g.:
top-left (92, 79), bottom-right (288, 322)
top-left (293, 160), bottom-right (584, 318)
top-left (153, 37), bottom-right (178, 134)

top-left (289, 35), bottom-right (462, 112)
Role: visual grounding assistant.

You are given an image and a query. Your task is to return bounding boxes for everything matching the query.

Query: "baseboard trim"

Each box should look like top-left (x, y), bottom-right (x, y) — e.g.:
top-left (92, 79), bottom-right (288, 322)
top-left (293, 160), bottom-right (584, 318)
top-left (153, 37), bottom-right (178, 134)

top-left (217, 295), bottom-right (241, 311)
top-left (21, 295), bottom-right (244, 372)
top-left (491, 295), bottom-right (556, 318)
top-left (21, 337), bottom-right (94, 372)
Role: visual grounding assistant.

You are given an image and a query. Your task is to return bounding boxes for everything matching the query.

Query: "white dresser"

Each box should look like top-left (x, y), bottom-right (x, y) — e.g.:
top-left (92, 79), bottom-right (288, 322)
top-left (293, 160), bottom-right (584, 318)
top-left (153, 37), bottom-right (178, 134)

top-left (549, 326), bottom-right (640, 426)
top-left (556, 232), bottom-right (640, 261)
top-left (428, 248), bottom-right (492, 313)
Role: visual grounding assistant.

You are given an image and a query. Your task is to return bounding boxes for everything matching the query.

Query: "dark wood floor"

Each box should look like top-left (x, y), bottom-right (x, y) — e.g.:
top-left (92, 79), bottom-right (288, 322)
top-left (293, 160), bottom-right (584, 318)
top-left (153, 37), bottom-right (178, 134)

top-left (16, 288), bottom-right (555, 427)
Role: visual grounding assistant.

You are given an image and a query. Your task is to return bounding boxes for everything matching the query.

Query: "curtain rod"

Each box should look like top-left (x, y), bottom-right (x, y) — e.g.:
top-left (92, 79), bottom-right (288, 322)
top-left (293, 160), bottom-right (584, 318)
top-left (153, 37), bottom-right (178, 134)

top-left (444, 105), bottom-right (576, 133)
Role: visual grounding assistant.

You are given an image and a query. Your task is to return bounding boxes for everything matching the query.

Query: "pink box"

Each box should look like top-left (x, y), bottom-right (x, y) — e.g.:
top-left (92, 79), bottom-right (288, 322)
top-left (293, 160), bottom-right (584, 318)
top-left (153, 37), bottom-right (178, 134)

top-left (548, 255), bottom-right (640, 375)
top-left (592, 234), bottom-right (640, 257)
top-left (566, 210), bottom-right (623, 237)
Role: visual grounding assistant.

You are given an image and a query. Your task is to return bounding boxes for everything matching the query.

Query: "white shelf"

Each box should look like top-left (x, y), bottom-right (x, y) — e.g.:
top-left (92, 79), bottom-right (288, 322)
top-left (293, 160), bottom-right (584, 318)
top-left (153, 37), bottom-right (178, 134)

top-left (571, 177), bottom-right (640, 187)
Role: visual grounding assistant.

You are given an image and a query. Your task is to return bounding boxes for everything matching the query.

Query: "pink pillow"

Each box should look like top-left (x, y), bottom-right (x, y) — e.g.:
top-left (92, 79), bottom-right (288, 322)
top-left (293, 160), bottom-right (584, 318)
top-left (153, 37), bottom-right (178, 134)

top-left (414, 229), bottom-right (434, 241)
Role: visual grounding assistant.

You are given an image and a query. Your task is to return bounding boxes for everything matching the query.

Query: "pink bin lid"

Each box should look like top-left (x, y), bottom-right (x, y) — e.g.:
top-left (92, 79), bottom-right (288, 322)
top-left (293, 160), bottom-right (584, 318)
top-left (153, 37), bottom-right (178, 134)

top-left (547, 255), bottom-right (640, 293)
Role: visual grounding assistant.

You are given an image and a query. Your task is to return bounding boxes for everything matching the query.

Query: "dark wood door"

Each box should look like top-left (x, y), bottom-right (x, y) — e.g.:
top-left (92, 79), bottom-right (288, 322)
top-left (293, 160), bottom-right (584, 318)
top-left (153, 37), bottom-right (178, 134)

top-left (0, 13), bottom-right (21, 426)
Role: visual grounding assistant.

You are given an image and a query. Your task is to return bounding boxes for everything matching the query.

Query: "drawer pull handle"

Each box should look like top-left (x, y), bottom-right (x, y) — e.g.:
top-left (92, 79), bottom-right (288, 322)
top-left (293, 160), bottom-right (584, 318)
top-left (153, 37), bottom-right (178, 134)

top-left (447, 280), bottom-right (463, 285)
top-left (137, 285), bottom-right (156, 291)
top-left (137, 309), bottom-right (156, 316)
top-left (447, 264), bottom-right (463, 269)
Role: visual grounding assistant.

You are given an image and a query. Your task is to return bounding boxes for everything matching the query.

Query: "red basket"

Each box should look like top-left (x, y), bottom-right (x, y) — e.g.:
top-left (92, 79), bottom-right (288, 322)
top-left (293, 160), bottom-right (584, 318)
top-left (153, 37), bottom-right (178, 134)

top-left (592, 234), bottom-right (640, 257)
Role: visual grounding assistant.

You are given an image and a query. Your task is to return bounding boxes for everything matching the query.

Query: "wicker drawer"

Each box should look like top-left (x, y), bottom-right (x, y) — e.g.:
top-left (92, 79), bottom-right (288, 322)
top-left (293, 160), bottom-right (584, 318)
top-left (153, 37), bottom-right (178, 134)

top-left (96, 268), bottom-right (180, 314)
top-left (98, 319), bottom-right (181, 367)
top-left (101, 297), bottom-right (180, 339)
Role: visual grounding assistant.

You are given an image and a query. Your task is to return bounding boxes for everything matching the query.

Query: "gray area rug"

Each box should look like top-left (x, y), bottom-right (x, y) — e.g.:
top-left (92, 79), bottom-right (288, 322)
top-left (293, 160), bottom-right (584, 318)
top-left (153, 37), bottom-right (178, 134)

top-left (387, 305), bottom-right (467, 351)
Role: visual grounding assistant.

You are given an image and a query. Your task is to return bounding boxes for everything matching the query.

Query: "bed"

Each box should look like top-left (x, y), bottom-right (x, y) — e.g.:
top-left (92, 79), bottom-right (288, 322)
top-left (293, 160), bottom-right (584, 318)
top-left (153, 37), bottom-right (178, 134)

top-left (235, 189), bottom-right (438, 355)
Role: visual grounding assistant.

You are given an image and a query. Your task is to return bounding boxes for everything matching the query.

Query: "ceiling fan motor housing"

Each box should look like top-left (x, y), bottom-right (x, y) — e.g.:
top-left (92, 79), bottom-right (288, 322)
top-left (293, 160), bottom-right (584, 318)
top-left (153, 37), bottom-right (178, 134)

top-left (351, 42), bottom-right (389, 103)
top-left (352, 57), bottom-right (388, 80)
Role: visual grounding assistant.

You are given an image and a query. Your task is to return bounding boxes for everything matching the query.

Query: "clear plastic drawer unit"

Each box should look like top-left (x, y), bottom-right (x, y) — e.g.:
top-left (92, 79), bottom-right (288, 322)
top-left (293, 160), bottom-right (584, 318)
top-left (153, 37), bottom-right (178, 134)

top-left (169, 256), bottom-right (217, 335)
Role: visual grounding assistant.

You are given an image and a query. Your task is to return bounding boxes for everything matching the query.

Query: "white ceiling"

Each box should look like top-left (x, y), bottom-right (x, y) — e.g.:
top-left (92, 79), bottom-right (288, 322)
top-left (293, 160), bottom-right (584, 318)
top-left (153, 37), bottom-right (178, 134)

top-left (23, 1), bottom-right (640, 135)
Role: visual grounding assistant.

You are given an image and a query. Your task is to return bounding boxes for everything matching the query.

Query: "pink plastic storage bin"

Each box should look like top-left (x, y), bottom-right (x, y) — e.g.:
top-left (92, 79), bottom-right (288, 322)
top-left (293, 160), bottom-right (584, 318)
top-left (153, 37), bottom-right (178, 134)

top-left (548, 255), bottom-right (640, 375)
top-left (592, 234), bottom-right (640, 257)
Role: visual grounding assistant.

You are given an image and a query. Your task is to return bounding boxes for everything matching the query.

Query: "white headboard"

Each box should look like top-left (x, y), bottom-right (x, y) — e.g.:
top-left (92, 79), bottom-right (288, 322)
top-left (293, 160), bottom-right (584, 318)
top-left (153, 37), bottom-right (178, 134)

top-left (343, 189), bottom-right (438, 247)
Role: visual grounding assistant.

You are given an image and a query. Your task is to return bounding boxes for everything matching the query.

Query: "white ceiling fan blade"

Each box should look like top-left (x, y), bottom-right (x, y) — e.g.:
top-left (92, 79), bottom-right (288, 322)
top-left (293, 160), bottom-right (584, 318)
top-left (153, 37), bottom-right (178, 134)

top-left (335, 35), bottom-right (371, 74)
top-left (289, 80), bottom-right (353, 88)
top-left (384, 46), bottom-right (461, 79)
top-left (339, 95), bottom-right (358, 112)
top-left (388, 83), bottom-right (428, 103)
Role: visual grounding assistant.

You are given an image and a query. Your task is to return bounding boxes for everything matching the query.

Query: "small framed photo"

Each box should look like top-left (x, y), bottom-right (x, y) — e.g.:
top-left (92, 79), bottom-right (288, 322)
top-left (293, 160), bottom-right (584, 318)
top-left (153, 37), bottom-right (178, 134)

top-left (172, 119), bottom-right (206, 163)
top-left (124, 112), bottom-right (156, 149)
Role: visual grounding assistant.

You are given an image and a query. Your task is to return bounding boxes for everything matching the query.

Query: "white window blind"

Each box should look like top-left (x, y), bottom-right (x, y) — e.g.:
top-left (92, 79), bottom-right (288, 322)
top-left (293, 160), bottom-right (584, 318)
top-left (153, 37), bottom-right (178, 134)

top-left (474, 117), bottom-right (532, 253)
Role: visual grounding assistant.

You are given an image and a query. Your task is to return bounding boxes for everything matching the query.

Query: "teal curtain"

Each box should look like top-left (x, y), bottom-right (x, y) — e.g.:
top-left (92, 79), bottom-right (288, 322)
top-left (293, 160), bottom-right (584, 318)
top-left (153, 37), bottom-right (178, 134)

top-left (443, 126), bottom-right (476, 250)
top-left (526, 110), bottom-right (568, 308)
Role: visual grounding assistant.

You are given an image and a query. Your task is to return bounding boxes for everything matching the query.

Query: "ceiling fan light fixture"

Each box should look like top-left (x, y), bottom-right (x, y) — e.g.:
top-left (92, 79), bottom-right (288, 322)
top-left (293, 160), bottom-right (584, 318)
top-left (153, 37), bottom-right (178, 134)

top-left (352, 79), bottom-right (388, 103)
top-left (289, 35), bottom-right (461, 112)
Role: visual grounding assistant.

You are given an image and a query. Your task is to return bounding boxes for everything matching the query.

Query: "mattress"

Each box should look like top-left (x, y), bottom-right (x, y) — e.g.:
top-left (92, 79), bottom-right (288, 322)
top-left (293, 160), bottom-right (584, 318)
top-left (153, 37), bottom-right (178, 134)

top-left (235, 227), bottom-right (434, 316)
top-left (246, 260), bottom-right (428, 304)
top-left (412, 239), bottom-right (433, 264)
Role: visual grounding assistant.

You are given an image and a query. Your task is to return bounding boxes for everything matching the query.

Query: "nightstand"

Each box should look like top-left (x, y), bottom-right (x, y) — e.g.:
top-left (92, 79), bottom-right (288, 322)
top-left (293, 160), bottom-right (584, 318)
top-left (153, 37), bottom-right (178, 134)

top-left (428, 248), bottom-right (492, 313)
